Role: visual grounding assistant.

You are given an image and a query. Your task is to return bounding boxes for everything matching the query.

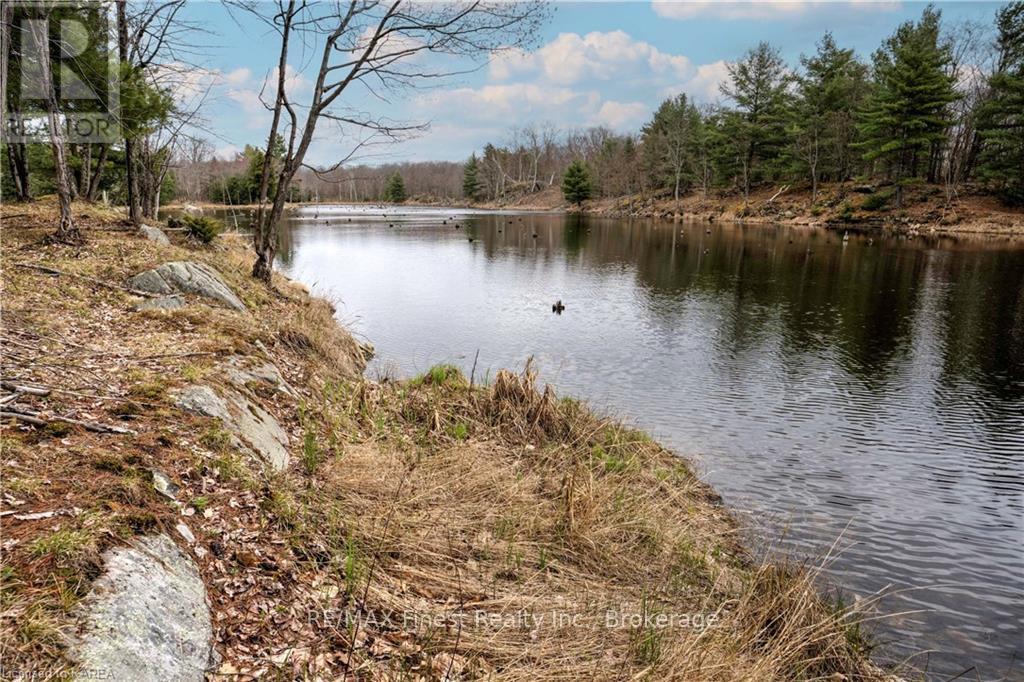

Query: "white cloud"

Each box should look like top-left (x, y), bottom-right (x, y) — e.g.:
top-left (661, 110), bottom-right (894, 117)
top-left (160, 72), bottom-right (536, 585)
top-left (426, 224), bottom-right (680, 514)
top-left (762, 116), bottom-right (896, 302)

top-left (225, 65), bottom-right (311, 129)
top-left (490, 31), bottom-right (691, 86)
top-left (592, 100), bottom-right (649, 129)
top-left (667, 60), bottom-right (731, 102)
top-left (418, 83), bottom-right (590, 121)
top-left (214, 143), bottom-right (241, 160)
top-left (652, 0), bottom-right (900, 20)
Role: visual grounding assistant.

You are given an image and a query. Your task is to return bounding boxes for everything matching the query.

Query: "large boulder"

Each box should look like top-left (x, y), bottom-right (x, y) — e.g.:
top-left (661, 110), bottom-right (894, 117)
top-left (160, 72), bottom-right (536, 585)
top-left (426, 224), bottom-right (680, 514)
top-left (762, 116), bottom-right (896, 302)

top-left (127, 262), bottom-right (245, 312)
top-left (175, 384), bottom-right (289, 471)
top-left (139, 224), bottom-right (171, 246)
top-left (221, 355), bottom-right (296, 397)
top-left (70, 534), bottom-right (214, 682)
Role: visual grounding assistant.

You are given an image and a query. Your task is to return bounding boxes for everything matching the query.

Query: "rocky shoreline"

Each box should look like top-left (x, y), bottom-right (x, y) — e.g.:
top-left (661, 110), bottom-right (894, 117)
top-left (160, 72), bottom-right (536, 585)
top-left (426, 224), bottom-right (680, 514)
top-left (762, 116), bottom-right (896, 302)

top-left (2, 201), bottom-right (906, 680)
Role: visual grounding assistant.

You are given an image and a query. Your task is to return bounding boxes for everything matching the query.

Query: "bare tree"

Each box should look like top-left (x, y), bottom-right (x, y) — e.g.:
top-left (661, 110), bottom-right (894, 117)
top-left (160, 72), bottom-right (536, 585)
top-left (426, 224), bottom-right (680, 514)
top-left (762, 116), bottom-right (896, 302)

top-left (27, 12), bottom-right (79, 242)
top-left (238, 0), bottom-right (549, 283)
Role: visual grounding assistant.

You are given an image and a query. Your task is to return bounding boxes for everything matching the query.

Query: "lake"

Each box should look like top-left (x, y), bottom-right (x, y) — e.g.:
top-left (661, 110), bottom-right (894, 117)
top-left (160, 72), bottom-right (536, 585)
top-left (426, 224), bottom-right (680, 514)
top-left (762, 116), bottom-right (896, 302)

top-left (269, 205), bottom-right (1022, 680)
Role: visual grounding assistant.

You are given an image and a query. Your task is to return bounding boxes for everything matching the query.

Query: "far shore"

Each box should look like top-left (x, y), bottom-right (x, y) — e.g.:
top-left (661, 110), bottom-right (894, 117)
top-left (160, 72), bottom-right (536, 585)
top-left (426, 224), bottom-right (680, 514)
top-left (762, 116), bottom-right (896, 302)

top-left (164, 181), bottom-right (1023, 239)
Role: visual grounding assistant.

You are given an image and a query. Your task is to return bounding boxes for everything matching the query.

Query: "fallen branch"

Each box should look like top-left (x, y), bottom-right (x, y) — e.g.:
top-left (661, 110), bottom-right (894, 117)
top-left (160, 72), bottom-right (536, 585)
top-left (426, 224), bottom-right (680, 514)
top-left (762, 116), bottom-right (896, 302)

top-left (13, 263), bottom-right (160, 298)
top-left (1, 411), bottom-right (47, 427)
top-left (767, 185), bottom-right (790, 203)
top-left (1, 406), bottom-right (136, 435)
top-left (0, 380), bottom-right (51, 396)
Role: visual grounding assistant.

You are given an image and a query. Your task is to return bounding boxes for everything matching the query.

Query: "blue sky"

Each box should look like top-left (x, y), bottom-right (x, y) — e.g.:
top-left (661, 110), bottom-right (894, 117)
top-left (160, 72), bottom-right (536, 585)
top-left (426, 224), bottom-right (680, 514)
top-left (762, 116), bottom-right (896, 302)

top-left (174, 1), bottom-right (1006, 165)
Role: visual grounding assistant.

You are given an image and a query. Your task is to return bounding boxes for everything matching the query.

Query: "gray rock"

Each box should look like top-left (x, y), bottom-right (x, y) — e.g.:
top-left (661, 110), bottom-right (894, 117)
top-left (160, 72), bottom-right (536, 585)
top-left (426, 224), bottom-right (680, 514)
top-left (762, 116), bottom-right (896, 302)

top-left (70, 534), bottom-right (214, 682)
top-left (222, 356), bottom-right (296, 397)
top-left (175, 522), bottom-right (196, 544)
top-left (127, 262), bottom-right (245, 312)
top-left (139, 224), bottom-right (171, 246)
top-left (175, 385), bottom-right (289, 471)
top-left (133, 295), bottom-right (186, 312)
top-left (151, 469), bottom-right (180, 500)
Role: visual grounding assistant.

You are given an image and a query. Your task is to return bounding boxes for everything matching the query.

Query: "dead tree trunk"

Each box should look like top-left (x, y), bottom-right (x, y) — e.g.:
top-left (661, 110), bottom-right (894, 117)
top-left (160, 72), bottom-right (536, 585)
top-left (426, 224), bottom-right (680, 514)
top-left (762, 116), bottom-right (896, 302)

top-left (31, 15), bottom-right (79, 242)
top-left (117, 1), bottom-right (141, 225)
top-left (86, 144), bottom-right (108, 201)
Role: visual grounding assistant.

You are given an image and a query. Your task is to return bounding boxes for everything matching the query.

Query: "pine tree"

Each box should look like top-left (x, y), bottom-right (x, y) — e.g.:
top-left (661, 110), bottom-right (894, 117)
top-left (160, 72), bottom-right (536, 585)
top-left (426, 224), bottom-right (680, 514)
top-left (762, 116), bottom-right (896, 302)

top-left (858, 6), bottom-right (958, 207)
top-left (462, 153), bottom-right (482, 200)
top-left (789, 33), bottom-right (869, 201)
top-left (561, 160), bottom-right (592, 206)
top-left (641, 94), bottom-right (697, 205)
top-left (720, 42), bottom-right (790, 204)
top-left (382, 172), bottom-right (407, 203)
top-left (977, 1), bottom-right (1024, 205)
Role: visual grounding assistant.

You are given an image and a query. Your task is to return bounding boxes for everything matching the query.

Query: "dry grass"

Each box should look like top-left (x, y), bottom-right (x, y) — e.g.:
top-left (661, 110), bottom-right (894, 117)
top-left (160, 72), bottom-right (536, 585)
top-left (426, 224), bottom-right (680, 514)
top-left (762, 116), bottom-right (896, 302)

top-left (0, 202), bottom-right (900, 680)
top-left (260, 363), bottom-right (895, 680)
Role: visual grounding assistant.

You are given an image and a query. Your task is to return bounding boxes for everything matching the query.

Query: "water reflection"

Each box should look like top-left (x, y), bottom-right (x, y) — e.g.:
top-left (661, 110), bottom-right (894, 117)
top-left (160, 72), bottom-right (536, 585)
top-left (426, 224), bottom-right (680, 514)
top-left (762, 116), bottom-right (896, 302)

top-left (273, 207), bottom-right (1023, 680)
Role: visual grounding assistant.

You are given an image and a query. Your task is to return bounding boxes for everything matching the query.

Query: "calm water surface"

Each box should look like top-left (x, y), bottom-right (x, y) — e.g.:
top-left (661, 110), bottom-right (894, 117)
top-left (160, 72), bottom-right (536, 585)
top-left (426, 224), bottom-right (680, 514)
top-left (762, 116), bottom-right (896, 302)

top-left (272, 205), bottom-right (1023, 680)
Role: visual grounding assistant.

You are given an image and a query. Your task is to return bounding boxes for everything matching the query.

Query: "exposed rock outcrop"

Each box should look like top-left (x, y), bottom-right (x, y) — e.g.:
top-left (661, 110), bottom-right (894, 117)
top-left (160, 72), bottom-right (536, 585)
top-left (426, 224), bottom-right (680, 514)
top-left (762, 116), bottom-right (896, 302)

top-left (174, 384), bottom-right (289, 471)
top-left (139, 224), bottom-right (171, 246)
top-left (70, 534), bottom-right (215, 682)
top-left (127, 262), bottom-right (245, 311)
top-left (221, 355), bottom-right (296, 397)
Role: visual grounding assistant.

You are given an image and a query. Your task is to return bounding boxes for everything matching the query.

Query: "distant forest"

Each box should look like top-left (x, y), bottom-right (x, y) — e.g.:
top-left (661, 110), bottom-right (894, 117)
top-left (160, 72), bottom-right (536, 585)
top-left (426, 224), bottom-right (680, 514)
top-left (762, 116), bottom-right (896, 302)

top-left (5, 3), bottom-right (1022, 210)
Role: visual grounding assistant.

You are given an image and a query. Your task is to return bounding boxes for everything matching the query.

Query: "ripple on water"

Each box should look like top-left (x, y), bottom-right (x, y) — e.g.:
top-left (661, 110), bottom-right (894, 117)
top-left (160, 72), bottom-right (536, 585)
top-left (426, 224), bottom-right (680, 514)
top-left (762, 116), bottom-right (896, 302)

top-left (271, 210), bottom-right (1024, 680)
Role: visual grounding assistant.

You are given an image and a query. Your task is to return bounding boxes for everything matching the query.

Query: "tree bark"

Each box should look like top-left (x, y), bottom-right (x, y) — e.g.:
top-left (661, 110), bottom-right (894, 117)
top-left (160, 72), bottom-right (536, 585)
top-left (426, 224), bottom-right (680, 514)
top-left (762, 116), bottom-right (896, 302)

top-left (117, 1), bottom-right (141, 226)
top-left (31, 15), bottom-right (79, 242)
top-left (86, 144), bottom-right (108, 200)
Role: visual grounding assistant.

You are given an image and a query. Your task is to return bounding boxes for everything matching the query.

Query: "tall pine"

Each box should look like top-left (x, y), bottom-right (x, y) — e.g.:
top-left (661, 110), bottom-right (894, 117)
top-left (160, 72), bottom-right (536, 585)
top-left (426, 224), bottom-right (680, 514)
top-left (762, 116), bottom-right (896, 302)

top-left (561, 160), bottom-right (592, 206)
top-left (720, 42), bottom-right (790, 204)
top-left (789, 33), bottom-right (868, 201)
top-left (462, 153), bottom-right (482, 200)
top-left (383, 172), bottom-right (407, 203)
top-left (977, 2), bottom-right (1024, 205)
top-left (858, 6), bottom-right (957, 207)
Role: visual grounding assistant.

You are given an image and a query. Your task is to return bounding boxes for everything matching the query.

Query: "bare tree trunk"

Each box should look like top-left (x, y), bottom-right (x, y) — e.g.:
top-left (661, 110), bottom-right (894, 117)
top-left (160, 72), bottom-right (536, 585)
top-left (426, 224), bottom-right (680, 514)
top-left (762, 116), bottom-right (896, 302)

top-left (6, 142), bottom-right (28, 201)
top-left (31, 16), bottom-right (79, 242)
top-left (86, 144), bottom-right (108, 200)
top-left (252, 0), bottom-right (295, 283)
top-left (1, 0), bottom-right (10, 133)
top-left (79, 144), bottom-right (92, 198)
top-left (117, 1), bottom-right (141, 226)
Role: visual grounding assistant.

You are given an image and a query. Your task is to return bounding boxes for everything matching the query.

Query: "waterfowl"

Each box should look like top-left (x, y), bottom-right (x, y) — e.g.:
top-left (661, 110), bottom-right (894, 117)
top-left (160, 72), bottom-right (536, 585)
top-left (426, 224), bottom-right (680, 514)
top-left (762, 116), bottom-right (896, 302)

top-left (842, 231), bottom-right (850, 242)
top-left (468, 237), bottom-right (474, 243)
top-left (552, 300), bottom-right (565, 314)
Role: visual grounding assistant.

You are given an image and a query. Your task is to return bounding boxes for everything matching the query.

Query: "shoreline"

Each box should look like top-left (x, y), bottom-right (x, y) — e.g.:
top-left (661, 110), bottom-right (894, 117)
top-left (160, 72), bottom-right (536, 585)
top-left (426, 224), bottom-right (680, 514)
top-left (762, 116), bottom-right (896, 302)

top-left (1, 200), bottom-right (903, 679)
top-left (165, 181), bottom-right (1024, 239)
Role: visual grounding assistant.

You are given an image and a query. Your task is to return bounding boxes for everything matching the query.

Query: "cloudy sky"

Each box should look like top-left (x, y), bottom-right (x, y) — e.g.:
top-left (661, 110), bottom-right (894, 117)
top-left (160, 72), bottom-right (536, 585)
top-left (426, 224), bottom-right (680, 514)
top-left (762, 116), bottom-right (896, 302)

top-left (176, 1), bottom-right (1005, 165)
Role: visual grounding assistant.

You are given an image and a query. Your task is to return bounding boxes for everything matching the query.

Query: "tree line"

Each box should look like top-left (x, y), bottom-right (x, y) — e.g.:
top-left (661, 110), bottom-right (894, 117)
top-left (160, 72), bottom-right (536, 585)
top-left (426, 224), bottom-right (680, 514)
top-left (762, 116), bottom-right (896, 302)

top-left (432, 4), bottom-right (1023, 210)
top-left (3, 2), bottom-right (1020, 283)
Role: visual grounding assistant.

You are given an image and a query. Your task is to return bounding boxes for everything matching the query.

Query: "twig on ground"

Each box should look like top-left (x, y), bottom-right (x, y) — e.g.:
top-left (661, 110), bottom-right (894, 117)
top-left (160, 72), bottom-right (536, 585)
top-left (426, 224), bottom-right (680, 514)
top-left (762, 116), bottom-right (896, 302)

top-left (1, 406), bottom-right (136, 435)
top-left (13, 263), bottom-right (160, 298)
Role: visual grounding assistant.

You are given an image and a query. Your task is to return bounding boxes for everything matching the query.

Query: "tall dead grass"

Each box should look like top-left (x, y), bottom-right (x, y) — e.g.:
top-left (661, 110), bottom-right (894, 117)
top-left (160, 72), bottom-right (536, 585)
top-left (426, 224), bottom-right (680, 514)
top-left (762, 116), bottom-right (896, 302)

top-left (274, 363), bottom-right (898, 680)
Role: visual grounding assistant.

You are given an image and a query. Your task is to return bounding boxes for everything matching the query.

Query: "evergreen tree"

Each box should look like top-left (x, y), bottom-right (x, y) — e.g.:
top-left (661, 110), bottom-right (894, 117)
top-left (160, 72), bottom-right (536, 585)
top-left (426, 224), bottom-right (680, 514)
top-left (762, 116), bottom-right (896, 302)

top-left (383, 171), bottom-right (407, 203)
top-left (462, 153), bottom-right (482, 200)
top-left (561, 160), bottom-right (592, 206)
top-left (858, 6), bottom-right (958, 207)
top-left (789, 33), bottom-right (869, 201)
top-left (720, 42), bottom-right (791, 203)
top-left (641, 94), bottom-right (697, 204)
top-left (977, 1), bottom-right (1024, 205)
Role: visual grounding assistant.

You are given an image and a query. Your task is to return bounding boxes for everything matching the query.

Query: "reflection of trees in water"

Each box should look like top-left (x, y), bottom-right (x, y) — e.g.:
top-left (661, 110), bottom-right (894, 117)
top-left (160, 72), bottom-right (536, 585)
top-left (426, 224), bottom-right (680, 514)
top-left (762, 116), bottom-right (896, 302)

top-left (934, 248), bottom-right (1024, 403)
top-left (551, 216), bottom-right (1021, 410)
top-left (277, 219), bottom-right (296, 268)
top-left (278, 211), bottom-right (1023, 417)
